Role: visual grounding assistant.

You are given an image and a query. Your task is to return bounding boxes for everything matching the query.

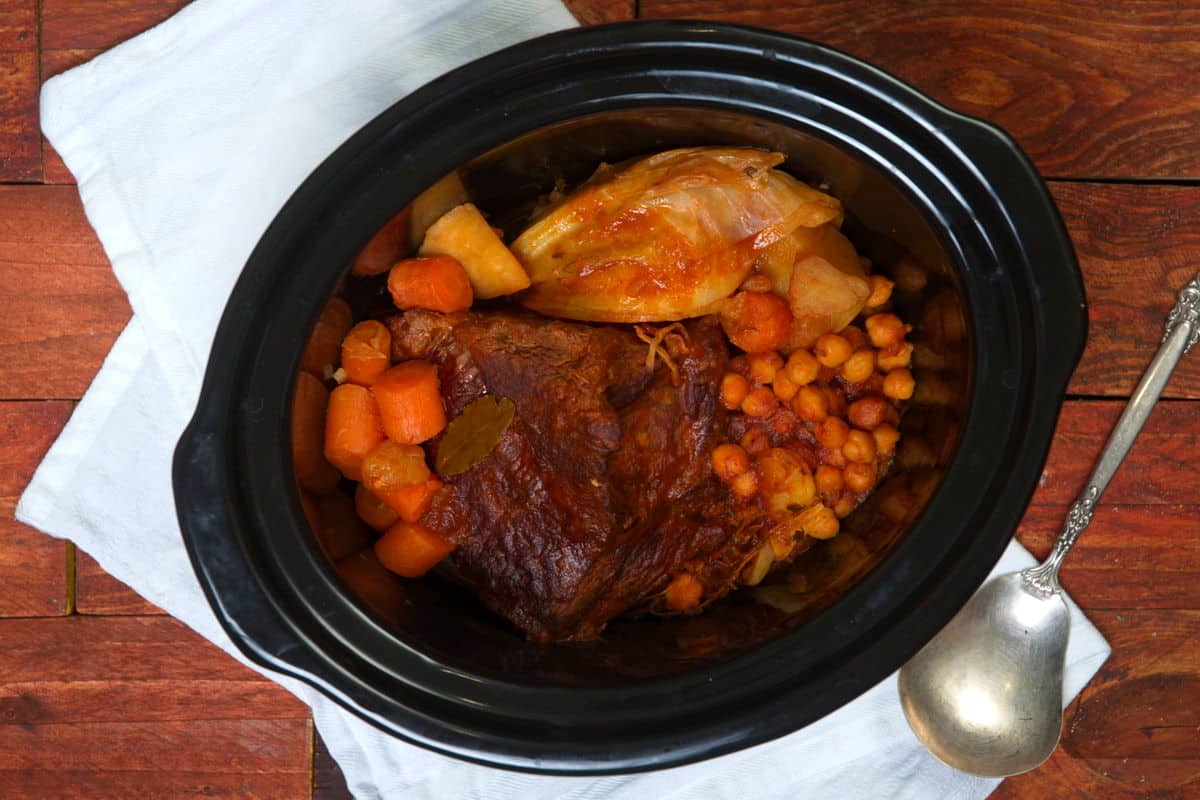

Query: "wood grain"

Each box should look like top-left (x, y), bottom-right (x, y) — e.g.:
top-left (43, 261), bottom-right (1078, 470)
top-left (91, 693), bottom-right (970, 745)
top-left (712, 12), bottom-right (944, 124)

top-left (0, 0), bottom-right (39, 181)
top-left (0, 616), bottom-right (310, 799)
top-left (0, 185), bottom-right (129, 399)
top-left (563, 0), bottom-right (635, 24)
top-left (1054, 183), bottom-right (1200, 401)
top-left (75, 549), bottom-right (161, 615)
top-left (641, 0), bottom-right (1200, 179)
top-left (1029, 400), bottom-right (1196, 507)
top-left (0, 401), bottom-right (70, 617)
top-left (40, 0), bottom-right (187, 51)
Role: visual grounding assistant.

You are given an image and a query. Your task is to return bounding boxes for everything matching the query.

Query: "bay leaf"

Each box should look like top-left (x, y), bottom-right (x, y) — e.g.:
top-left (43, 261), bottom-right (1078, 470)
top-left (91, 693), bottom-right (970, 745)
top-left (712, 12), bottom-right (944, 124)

top-left (436, 395), bottom-right (516, 476)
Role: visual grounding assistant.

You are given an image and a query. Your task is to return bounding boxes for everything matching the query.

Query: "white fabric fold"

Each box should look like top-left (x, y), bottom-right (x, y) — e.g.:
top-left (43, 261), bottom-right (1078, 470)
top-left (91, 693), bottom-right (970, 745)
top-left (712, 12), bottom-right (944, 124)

top-left (18, 1), bottom-right (1109, 797)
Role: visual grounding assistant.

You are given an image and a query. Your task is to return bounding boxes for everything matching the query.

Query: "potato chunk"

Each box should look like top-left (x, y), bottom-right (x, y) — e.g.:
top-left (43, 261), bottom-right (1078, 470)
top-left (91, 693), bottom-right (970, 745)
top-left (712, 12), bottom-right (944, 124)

top-left (418, 203), bottom-right (531, 299)
top-left (409, 170), bottom-right (470, 248)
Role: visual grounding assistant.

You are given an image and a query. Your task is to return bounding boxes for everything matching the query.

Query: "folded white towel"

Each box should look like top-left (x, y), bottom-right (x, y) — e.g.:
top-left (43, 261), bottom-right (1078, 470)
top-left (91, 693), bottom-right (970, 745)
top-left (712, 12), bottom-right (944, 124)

top-left (18, 0), bottom-right (1109, 797)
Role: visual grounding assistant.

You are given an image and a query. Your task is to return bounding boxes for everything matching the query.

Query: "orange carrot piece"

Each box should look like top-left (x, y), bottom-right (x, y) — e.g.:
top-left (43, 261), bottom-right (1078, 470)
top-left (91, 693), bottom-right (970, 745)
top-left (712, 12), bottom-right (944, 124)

top-left (374, 521), bottom-right (454, 578)
top-left (376, 477), bottom-right (444, 523)
top-left (324, 383), bottom-right (386, 481)
top-left (387, 255), bottom-right (473, 313)
top-left (360, 440), bottom-right (431, 495)
top-left (371, 360), bottom-right (446, 444)
top-left (341, 320), bottom-right (392, 386)
top-left (351, 207), bottom-right (412, 276)
top-left (292, 371), bottom-right (340, 494)
top-left (300, 297), bottom-right (353, 377)
top-left (354, 484), bottom-right (400, 532)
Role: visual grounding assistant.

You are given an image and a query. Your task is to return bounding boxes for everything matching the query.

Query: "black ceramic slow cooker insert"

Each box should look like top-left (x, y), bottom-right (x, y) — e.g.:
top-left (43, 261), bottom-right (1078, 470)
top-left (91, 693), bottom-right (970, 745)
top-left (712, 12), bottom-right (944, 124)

top-left (173, 21), bottom-right (1086, 774)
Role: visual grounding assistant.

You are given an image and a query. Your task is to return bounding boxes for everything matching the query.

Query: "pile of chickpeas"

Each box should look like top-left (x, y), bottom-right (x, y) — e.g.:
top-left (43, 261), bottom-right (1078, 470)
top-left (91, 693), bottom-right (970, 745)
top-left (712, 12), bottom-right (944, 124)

top-left (710, 274), bottom-right (915, 554)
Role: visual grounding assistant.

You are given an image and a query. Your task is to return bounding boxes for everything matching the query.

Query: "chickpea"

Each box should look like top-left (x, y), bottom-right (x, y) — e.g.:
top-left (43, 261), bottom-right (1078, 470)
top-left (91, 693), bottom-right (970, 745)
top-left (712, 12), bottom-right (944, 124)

top-left (865, 274), bottom-right (894, 309)
top-left (711, 443), bottom-right (750, 481)
top-left (740, 273), bottom-right (774, 293)
top-left (720, 373), bottom-right (750, 410)
top-left (844, 461), bottom-right (877, 493)
top-left (740, 427), bottom-right (772, 455)
top-left (833, 495), bottom-right (857, 518)
top-left (913, 371), bottom-right (953, 406)
top-left (664, 572), bottom-right (703, 611)
top-left (815, 464), bottom-right (844, 495)
top-left (772, 371), bottom-right (799, 402)
top-left (728, 354), bottom-right (750, 377)
top-left (847, 395), bottom-right (889, 430)
top-left (769, 408), bottom-right (798, 438)
top-left (822, 446), bottom-right (847, 468)
top-left (843, 429), bottom-right (877, 463)
top-left (877, 341), bottom-right (913, 371)
top-left (742, 386), bottom-right (777, 417)
top-left (798, 503), bottom-right (839, 540)
top-left (784, 349), bottom-right (821, 386)
top-left (840, 349), bottom-right (876, 384)
top-left (865, 313), bottom-right (907, 349)
top-left (841, 325), bottom-right (868, 350)
top-left (792, 385), bottom-right (828, 422)
top-left (814, 333), bottom-right (853, 367)
top-left (883, 368), bottom-right (916, 400)
top-left (815, 416), bottom-right (850, 449)
top-left (747, 352), bottom-right (784, 385)
top-left (872, 423), bottom-right (901, 456)
top-left (730, 469), bottom-right (759, 498)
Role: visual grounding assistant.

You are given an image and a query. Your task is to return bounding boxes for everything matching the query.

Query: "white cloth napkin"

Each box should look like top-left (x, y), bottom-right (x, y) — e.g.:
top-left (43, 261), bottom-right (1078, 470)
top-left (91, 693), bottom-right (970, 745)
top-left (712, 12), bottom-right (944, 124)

top-left (18, 1), bottom-right (1110, 797)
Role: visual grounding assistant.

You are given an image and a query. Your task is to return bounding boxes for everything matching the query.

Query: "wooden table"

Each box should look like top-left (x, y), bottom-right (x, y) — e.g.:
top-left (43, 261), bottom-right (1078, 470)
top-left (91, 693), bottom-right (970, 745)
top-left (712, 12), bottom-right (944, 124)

top-left (2, 1), bottom-right (1198, 796)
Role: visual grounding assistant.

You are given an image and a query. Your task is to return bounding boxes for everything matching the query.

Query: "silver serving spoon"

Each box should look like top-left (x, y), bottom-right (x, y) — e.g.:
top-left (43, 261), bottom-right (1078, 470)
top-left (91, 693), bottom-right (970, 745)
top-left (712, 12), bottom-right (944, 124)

top-left (899, 270), bottom-right (1200, 777)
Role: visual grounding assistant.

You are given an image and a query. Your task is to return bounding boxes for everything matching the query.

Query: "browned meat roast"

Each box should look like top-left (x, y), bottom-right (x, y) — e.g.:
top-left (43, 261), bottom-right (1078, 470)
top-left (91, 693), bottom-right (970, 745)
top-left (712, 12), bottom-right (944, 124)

top-left (387, 310), bottom-right (774, 641)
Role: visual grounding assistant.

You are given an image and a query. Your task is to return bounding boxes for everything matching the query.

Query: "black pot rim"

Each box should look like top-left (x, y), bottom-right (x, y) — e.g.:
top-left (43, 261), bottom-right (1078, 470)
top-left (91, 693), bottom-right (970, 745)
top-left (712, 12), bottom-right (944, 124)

top-left (174, 20), bottom-right (1087, 774)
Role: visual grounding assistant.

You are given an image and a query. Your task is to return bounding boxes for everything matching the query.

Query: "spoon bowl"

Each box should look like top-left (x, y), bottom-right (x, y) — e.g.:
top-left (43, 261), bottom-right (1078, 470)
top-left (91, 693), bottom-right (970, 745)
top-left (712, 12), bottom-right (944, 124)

top-left (899, 573), bottom-right (1069, 776)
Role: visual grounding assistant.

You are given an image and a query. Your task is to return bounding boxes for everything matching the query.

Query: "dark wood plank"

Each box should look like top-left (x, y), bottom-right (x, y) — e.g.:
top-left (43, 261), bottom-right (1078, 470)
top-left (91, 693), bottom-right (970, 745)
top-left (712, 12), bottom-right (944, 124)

top-left (0, 401), bottom-right (71, 617)
top-left (1054, 183), bottom-right (1200, 401)
top-left (642, 0), bottom-right (1200, 179)
top-left (314, 733), bottom-right (353, 800)
top-left (563, 0), bottom-right (635, 24)
top-left (0, 185), bottom-right (129, 400)
top-left (40, 0), bottom-right (188, 51)
top-left (994, 610), bottom-right (1200, 799)
top-left (0, 1), bottom-right (39, 181)
top-left (75, 549), bottom-right (163, 615)
top-left (1028, 400), bottom-right (1196, 507)
top-left (0, 616), bottom-right (311, 799)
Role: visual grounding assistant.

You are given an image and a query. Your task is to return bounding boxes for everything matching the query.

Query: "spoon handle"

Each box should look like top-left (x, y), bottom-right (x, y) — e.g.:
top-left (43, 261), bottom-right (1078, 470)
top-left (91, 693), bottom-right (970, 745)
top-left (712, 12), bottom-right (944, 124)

top-left (1024, 271), bottom-right (1200, 595)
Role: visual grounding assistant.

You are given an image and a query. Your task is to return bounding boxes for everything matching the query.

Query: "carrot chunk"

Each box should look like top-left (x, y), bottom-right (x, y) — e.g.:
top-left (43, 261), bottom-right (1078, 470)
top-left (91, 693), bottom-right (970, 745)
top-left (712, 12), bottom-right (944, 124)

top-left (300, 297), bottom-right (353, 377)
top-left (340, 320), bottom-right (392, 386)
top-left (387, 256), bottom-right (473, 313)
top-left (324, 384), bottom-right (386, 481)
top-left (354, 484), bottom-right (400, 532)
top-left (371, 360), bottom-right (446, 444)
top-left (351, 207), bottom-right (412, 276)
top-left (292, 371), bottom-right (340, 494)
top-left (360, 440), bottom-right (432, 495)
top-left (374, 521), bottom-right (455, 578)
top-left (376, 477), bottom-right (444, 523)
